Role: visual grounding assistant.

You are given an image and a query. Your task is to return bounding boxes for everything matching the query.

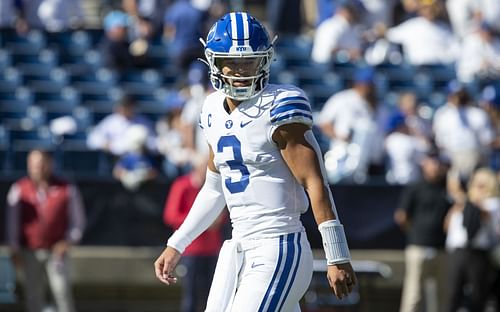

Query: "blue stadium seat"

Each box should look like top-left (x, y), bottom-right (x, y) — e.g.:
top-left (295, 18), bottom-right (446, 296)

top-left (4, 30), bottom-right (46, 54)
top-left (0, 88), bottom-right (34, 128)
top-left (0, 125), bottom-right (12, 172)
top-left (427, 91), bottom-right (447, 109)
top-left (275, 35), bottom-right (313, 69)
top-left (79, 85), bottom-right (122, 103)
top-left (47, 31), bottom-right (91, 59)
top-left (269, 70), bottom-right (299, 86)
top-left (375, 62), bottom-right (416, 92)
top-left (119, 69), bottom-right (163, 92)
top-left (72, 106), bottom-right (93, 130)
top-left (0, 67), bottom-right (23, 90)
top-left (0, 49), bottom-right (12, 70)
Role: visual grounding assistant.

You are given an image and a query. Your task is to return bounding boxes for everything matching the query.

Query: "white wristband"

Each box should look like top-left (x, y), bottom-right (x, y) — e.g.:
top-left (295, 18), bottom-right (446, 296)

top-left (318, 219), bottom-right (351, 265)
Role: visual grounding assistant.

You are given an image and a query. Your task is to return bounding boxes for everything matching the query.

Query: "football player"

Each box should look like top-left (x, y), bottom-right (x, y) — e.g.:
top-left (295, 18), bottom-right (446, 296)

top-left (154, 12), bottom-right (356, 311)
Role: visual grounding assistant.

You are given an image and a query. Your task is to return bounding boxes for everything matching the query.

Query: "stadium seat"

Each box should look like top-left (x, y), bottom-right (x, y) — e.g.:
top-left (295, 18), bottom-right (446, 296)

top-left (0, 125), bottom-right (12, 172)
top-left (417, 64), bottom-right (456, 92)
top-left (119, 69), bottom-right (162, 91)
top-left (47, 31), bottom-right (91, 60)
top-left (0, 49), bottom-right (12, 70)
top-left (3, 30), bottom-right (46, 54)
top-left (275, 35), bottom-right (313, 69)
top-left (0, 67), bottom-right (23, 90)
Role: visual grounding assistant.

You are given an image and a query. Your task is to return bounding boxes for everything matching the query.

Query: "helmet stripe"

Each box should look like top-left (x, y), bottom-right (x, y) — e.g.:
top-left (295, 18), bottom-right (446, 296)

top-left (230, 12), bottom-right (238, 48)
top-left (241, 12), bottom-right (250, 46)
top-left (235, 12), bottom-right (245, 46)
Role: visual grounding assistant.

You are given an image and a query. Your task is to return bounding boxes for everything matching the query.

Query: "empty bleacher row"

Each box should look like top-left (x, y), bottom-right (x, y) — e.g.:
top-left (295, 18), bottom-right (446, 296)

top-left (0, 29), bottom-right (475, 177)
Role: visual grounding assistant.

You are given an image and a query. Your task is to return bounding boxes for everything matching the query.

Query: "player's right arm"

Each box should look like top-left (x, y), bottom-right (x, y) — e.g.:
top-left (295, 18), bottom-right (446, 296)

top-left (154, 146), bottom-right (225, 285)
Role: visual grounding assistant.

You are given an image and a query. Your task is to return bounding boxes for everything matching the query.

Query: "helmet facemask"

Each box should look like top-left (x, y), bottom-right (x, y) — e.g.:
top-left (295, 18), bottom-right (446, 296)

top-left (205, 49), bottom-right (273, 101)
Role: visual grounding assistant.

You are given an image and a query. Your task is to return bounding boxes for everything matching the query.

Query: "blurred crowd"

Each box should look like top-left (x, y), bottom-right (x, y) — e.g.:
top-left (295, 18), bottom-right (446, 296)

top-left (0, 0), bottom-right (498, 188)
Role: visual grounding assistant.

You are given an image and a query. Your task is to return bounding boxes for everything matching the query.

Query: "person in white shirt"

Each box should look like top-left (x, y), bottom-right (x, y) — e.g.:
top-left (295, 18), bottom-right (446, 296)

top-left (86, 94), bottom-right (156, 156)
top-left (311, 1), bottom-right (365, 64)
top-left (385, 0), bottom-right (459, 65)
top-left (433, 81), bottom-right (494, 180)
top-left (384, 112), bottom-right (429, 184)
top-left (317, 67), bottom-right (386, 183)
top-left (456, 22), bottom-right (500, 84)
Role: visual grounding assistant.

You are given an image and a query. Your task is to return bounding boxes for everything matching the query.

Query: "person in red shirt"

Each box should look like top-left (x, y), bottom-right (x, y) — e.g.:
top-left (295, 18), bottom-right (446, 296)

top-left (6, 149), bottom-right (86, 312)
top-left (163, 153), bottom-right (225, 312)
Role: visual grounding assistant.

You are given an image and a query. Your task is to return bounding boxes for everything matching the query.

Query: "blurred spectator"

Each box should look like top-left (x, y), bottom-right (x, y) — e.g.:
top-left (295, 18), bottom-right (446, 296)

top-left (0, 0), bottom-right (25, 31)
top-left (456, 22), bottom-right (500, 84)
top-left (444, 168), bottom-right (500, 312)
top-left (163, 0), bottom-right (206, 74)
top-left (122, 0), bottom-right (167, 37)
top-left (397, 91), bottom-right (432, 140)
top-left (479, 85), bottom-right (500, 174)
top-left (5, 149), bottom-right (86, 312)
top-left (433, 81), bottom-right (494, 181)
top-left (266, 0), bottom-right (302, 36)
top-left (384, 112), bottom-right (429, 184)
top-left (314, 0), bottom-right (337, 26)
top-left (317, 67), bottom-right (386, 183)
top-left (360, 0), bottom-right (397, 27)
top-left (163, 153), bottom-right (224, 312)
top-left (37, 0), bottom-right (85, 32)
top-left (87, 94), bottom-right (156, 156)
top-left (472, 0), bottom-right (500, 34)
top-left (392, 0), bottom-right (420, 26)
top-left (99, 10), bottom-right (153, 71)
top-left (113, 124), bottom-right (158, 191)
top-left (156, 90), bottom-right (192, 179)
top-left (99, 10), bottom-right (135, 71)
top-left (445, 0), bottom-right (476, 39)
top-left (17, 0), bottom-right (43, 29)
top-left (311, 1), bottom-right (365, 64)
top-left (394, 150), bottom-right (452, 312)
top-left (384, 0), bottom-right (459, 66)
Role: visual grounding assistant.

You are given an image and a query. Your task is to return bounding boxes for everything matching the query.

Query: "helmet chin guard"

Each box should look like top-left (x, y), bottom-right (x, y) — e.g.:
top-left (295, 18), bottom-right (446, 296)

top-left (202, 12), bottom-right (274, 101)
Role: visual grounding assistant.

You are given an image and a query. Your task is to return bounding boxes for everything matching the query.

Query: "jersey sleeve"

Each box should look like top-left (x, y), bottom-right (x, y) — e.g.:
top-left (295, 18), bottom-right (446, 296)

top-left (269, 86), bottom-right (313, 136)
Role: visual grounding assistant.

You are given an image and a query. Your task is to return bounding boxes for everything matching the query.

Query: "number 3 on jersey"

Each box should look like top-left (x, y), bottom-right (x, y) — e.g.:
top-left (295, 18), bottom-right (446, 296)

top-left (217, 135), bottom-right (250, 193)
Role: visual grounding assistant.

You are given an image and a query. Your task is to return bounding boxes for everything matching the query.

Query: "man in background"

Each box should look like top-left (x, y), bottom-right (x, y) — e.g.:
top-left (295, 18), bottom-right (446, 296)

top-left (6, 149), bottom-right (86, 312)
top-left (394, 150), bottom-right (452, 312)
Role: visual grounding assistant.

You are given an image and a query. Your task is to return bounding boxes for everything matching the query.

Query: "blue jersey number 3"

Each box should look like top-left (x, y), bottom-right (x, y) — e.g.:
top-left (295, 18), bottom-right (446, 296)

top-left (217, 135), bottom-right (250, 193)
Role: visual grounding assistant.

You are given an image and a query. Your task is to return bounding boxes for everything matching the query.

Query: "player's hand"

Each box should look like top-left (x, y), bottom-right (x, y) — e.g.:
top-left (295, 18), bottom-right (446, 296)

top-left (154, 246), bottom-right (181, 285)
top-left (326, 262), bottom-right (357, 299)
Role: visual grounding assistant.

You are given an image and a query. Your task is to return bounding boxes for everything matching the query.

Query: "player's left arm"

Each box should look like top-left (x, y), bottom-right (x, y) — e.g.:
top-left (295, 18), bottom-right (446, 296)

top-left (273, 122), bottom-right (357, 299)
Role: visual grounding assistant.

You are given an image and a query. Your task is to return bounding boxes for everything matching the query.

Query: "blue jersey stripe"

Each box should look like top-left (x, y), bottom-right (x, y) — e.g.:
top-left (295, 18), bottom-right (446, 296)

top-left (271, 112), bottom-right (313, 124)
top-left (236, 12), bottom-right (245, 46)
top-left (258, 235), bottom-right (285, 312)
top-left (277, 233), bottom-right (303, 311)
top-left (267, 233), bottom-right (296, 311)
top-left (271, 96), bottom-right (309, 109)
top-left (270, 103), bottom-right (311, 117)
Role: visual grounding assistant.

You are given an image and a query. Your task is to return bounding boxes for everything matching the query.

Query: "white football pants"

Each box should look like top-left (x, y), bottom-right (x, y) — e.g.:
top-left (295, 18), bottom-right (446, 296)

top-left (206, 231), bottom-right (313, 312)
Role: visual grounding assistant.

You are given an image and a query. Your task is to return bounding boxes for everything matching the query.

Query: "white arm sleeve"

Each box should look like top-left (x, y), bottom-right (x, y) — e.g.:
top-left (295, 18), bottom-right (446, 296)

top-left (167, 169), bottom-right (226, 253)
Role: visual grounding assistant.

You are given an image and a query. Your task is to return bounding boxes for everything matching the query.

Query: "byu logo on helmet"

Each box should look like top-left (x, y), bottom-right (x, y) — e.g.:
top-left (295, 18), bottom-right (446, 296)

top-left (202, 12), bottom-right (274, 101)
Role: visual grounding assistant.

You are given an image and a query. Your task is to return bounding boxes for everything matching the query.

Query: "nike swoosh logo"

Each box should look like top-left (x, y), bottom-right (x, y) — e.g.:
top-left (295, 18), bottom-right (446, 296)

top-left (240, 120), bottom-right (252, 128)
top-left (251, 262), bottom-right (264, 269)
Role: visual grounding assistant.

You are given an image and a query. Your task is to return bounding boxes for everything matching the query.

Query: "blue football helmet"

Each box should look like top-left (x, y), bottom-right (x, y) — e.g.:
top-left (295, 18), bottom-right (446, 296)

top-left (202, 12), bottom-right (274, 101)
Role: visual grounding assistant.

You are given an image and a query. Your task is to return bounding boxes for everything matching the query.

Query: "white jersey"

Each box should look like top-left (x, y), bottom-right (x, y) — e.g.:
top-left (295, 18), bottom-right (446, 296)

top-left (199, 84), bottom-right (313, 239)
